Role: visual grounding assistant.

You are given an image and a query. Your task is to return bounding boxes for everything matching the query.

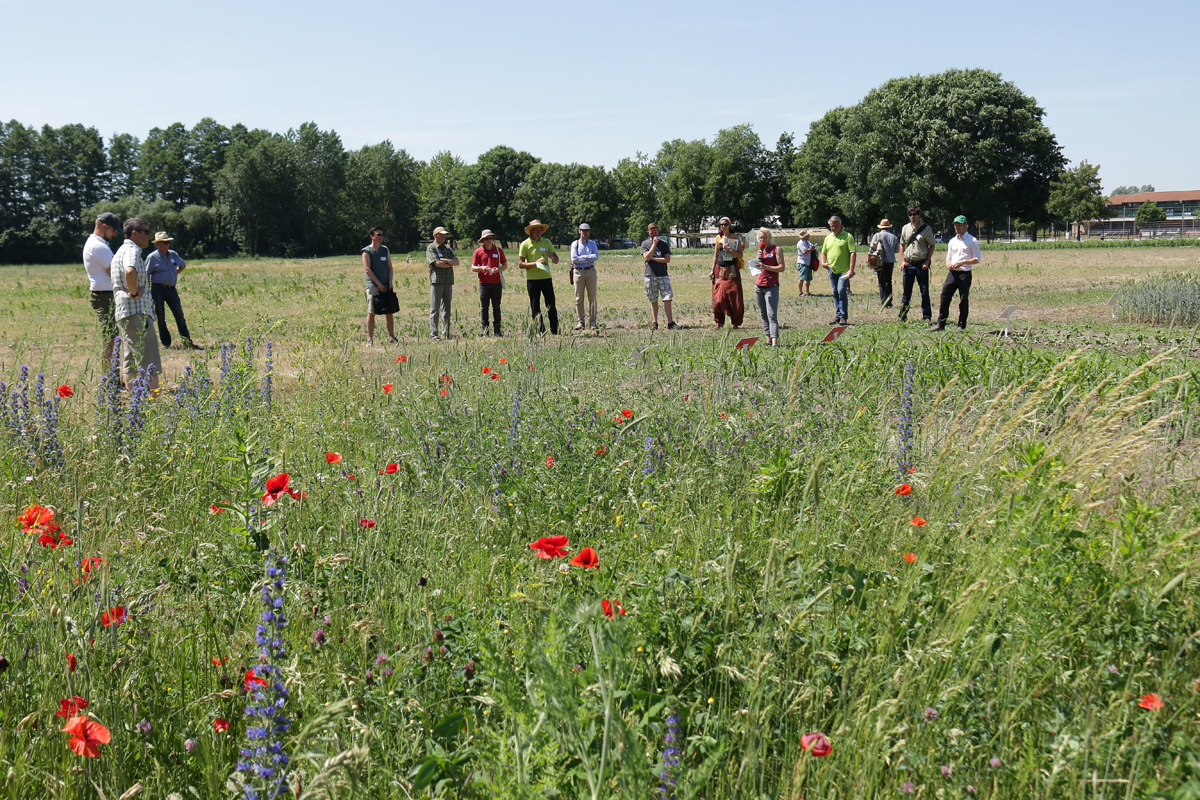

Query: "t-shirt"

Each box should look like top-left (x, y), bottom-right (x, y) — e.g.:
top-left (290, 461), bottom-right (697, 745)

top-left (641, 236), bottom-right (671, 278)
top-left (796, 239), bottom-right (817, 267)
top-left (900, 221), bottom-right (936, 263)
top-left (519, 237), bottom-right (556, 281)
top-left (146, 248), bottom-right (186, 286)
top-left (821, 231), bottom-right (855, 274)
top-left (363, 245), bottom-right (390, 288)
top-left (754, 245), bottom-right (781, 288)
top-left (472, 245), bottom-right (506, 284)
top-left (82, 233), bottom-right (114, 292)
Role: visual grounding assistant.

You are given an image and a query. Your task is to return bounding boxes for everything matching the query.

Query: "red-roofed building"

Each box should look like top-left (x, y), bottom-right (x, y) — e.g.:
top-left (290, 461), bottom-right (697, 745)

top-left (1088, 190), bottom-right (1200, 237)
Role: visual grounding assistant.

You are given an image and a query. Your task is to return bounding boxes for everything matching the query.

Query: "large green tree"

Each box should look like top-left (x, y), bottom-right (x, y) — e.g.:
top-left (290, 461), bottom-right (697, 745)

top-left (766, 132), bottom-right (796, 227)
top-left (188, 118), bottom-right (232, 208)
top-left (656, 138), bottom-right (712, 234)
top-left (105, 133), bottom-right (140, 200)
top-left (788, 108), bottom-right (853, 230)
top-left (416, 151), bottom-right (463, 243)
top-left (289, 122), bottom-right (347, 255)
top-left (611, 153), bottom-right (660, 239)
top-left (512, 162), bottom-right (576, 243)
top-left (705, 124), bottom-right (771, 230)
top-left (455, 146), bottom-right (538, 244)
top-left (1135, 201), bottom-right (1166, 229)
top-left (140, 123), bottom-right (192, 207)
top-left (216, 132), bottom-right (298, 256)
top-left (570, 165), bottom-right (620, 241)
top-left (343, 141), bottom-right (420, 251)
top-left (1046, 161), bottom-right (1109, 240)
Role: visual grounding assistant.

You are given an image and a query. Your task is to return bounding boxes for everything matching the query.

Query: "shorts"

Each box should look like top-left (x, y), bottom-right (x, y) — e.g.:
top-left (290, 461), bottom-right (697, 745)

top-left (796, 263), bottom-right (814, 282)
top-left (365, 283), bottom-right (385, 314)
top-left (644, 275), bottom-right (673, 302)
top-left (116, 313), bottom-right (162, 381)
top-left (90, 291), bottom-right (118, 341)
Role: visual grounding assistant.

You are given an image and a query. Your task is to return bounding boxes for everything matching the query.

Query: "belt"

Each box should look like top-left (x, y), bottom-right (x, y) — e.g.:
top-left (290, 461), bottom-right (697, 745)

top-left (572, 265), bottom-right (595, 270)
top-left (91, 289), bottom-right (113, 294)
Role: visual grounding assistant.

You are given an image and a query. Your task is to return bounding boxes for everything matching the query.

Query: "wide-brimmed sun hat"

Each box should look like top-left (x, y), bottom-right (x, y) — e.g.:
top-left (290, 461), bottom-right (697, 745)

top-left (877, 219), bottom-right (892, 229)
top-left (152, 231), bottom-right (173, 243)
top-left (479, 229), bottom-right (496, 240)
top-left (525, 220), bottom-right (549, 235)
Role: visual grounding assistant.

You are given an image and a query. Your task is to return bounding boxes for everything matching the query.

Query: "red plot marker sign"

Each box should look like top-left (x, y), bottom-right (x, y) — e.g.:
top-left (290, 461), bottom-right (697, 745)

top-left (821, 326), bottom-right (848, 344)
top-left (734, 337), bottom-right (759, 351)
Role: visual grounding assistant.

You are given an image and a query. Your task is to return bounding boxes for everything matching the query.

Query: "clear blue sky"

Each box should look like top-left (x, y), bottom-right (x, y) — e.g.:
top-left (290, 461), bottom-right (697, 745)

top-left (5, 0), bottom-right (1195, 194)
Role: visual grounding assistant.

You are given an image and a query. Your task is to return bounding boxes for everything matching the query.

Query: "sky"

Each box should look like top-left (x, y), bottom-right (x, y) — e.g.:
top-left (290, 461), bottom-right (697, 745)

top-left (4, 0), bottom-right (1196, 194)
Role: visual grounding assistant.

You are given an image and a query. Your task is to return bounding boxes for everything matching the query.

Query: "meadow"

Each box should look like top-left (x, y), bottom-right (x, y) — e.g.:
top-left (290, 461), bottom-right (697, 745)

top-left (1, 246), bottom-right (1199, 799)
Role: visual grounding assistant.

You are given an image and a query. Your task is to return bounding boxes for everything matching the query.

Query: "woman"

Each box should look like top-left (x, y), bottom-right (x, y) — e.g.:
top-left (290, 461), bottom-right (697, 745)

top-left (471, 229), bottom-right (507, 336)
top-left (796, 229), bottom-right (816, 297)
top-left (362, 227), bottom-right (397, 344)
top-left (709, 216), bottom-right (745, 328)
top-left (754, 228), bottom-right (785, 346)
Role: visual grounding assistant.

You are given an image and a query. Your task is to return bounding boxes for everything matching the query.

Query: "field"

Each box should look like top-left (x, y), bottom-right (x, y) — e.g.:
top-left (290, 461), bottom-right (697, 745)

top-left (1, 246), bottom-right (1199, 799)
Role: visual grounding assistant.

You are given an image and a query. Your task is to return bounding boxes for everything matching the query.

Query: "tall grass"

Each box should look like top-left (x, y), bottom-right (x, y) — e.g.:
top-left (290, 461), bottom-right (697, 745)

top-left (1116, 269), bottom-right (1200, 326)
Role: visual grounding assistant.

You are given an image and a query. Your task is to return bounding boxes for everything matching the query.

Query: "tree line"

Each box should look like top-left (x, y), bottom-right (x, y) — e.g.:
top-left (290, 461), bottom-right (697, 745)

top-left (0, 69), bottom-right (1109, 264)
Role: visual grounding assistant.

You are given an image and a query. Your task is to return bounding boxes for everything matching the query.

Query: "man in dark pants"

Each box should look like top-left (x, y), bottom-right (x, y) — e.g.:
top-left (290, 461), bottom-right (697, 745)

top-left (146, 231), bottom-right (201, 349)
top-left (518, 219), bottom-right (560, 334)
top-left (82, 211), bottom-right (121, 364)
top-left (869, 218), bottom-right (899, 308)
top-left (897, 206), bottom-right (936, 322)
top-left (931, 215), bottom-right (980, 331)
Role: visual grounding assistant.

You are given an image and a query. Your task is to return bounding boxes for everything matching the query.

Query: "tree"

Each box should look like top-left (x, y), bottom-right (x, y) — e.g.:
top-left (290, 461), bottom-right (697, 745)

top-left (1140, 184), bottom-right (1155, 193)
top-left (788, 108), bottom-right (853, 229)
top-left (611, 153), bottom-right (660, 239)
top-left (766, 132), bottom-right (797, 227)
top-left (140, 123), bottom-right (192, 207)
top-left (188, 118), bottom-right (231, 207)
top-left (511, 162), bottom-right (581, 243)
top-left (289, 122), bottom-right (346, 255)
top-left (454, 146), bottom-right (538, 244)
top-left (656, 138), bottom-right (712, 234)
top-left (216, 132), bottom-right (299, 256)
top-left (570, 165), bottom-right (620, 241)
top-left (1135, 201), bottom-right (1166, 229)
top-left (705, 124), bottom-right (771, 230)
top-left (343, 141), bottom-right (420, 252)
top-left (416, 151), bottom-right (463, 242)
top-left (1047, 161), bottom-right (1109, 240)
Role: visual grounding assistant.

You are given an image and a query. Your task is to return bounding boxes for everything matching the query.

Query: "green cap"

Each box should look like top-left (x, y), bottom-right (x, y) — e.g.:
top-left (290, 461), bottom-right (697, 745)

top-left (953, 215), bottom-right (968, 224)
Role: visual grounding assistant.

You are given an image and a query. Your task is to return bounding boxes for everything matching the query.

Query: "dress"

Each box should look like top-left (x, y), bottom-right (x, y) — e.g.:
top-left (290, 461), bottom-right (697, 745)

top-left (712, 233), bottom-right (745, 327)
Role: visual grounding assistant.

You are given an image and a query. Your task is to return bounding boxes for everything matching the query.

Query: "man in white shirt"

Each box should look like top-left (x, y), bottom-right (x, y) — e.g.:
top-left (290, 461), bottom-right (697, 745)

top-left (569, 223), bottom-right (599, 330)
top-left (931, 215), bottom-right (981, 332)
top-left (82, 212), bottom-right (122, 364)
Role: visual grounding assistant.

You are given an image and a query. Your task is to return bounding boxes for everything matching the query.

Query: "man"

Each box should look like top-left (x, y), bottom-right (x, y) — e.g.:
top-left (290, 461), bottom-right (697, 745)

top-left (425, 226), bottom-right (459, 339)
top-left (819, 216), bottom-right (856, 325)
top-left (146, 232), bottom-right (199, 349)
top-left (869, 218), bottom-right (899, 308)
top-left (931, 215), bottom-right (980, 332)
top-left (364, 227), bottom-right (397, 344)
top-left (518, 219), bottom-right (559, 334)
top-left (109, 218), bottom-right (161, 392)
top-left (569, 223), bottom-right (599, 330)
top-left (83, 212), bottom-right (121, 364)
top-left (897, 205), bottom-right (936, 323)
top-left (642, 223), bottom-right (678, 330)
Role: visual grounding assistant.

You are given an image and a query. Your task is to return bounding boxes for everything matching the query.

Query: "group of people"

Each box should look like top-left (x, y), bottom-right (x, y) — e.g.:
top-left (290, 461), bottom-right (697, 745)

top-left (82, 213), bottom-right (198, 391)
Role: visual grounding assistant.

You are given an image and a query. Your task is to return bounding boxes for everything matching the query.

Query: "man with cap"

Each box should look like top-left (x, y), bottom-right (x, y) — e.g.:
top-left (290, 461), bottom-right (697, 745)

top-left (569, 223), bottom-right (599, 330)
top-left (518, 220), bottom-right (560, 334)
top-left (425, 226), bottom-right (459, 339)
top-left (145, 231), bottom-right (199, 349)
top-left (471, 229), bottom-right (507, 336)
top-left (110, 218), bottom-right (161, 392)
top-left (897, 205), bottom-right (936, 323)
top-left (931, 215), bottom-right (981, 332)
top-left (83, 212), bottom-right (122, 364)
top-left (868, 218), bottom-right (900, 309)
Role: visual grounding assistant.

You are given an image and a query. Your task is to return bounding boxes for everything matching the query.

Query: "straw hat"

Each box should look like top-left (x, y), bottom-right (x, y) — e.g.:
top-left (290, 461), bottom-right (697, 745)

top-left (524, 220), bottom-right (549, 235)
top-left (877, 219), bottom-right (892, 229)
top-left (152, 231), bottom-right (173, 243)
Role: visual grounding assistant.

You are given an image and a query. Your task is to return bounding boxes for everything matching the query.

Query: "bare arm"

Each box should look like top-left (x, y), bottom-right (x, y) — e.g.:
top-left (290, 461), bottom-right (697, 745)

top-left (364, 251), bottom-right (387, 290)
top-left (764, 246), bottom-right (785, 273)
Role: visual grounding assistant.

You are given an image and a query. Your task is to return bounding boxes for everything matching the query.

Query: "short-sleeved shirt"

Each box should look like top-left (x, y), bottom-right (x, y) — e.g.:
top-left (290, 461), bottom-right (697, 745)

top-left (871, 229), bottom-right (899, 264)
top-left (110, 239), bottom-right (155, 322)
top-left (426, 241), bottom-right (455, 285)
top-left (821, 231), bottom-right (855, 274)
top-left (146, 248), bottom-right (186, 286)
top-left (641, 237), bottom-right (671, 278)
top-left (83, 233), bottom-right (114, 291)
top-left (945, 232), bottom-right (981, 272)
top-left (900, 221), bottom-right (936, 263)
top-left (519, 237), bottom-right (556, 281)
top-left (796, 238), bottom-right (816, 267)
top-left (363, 244), bottom-right (391, 288)
top-left (472, 245), bottom-right (506, 285)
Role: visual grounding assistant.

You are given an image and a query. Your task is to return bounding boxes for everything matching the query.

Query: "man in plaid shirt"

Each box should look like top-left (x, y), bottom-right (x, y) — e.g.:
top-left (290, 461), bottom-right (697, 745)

top-left (109, 218), bottom-right (161, 391)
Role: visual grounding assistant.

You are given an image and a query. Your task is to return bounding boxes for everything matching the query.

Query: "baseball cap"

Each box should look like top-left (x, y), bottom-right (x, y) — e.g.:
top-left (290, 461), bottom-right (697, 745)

top-left (96, 212), bottom-right (121, 230)
top-left (953, 215), bottom-right (968, 224)
top-left (578, 223), bottom-right (590, 231)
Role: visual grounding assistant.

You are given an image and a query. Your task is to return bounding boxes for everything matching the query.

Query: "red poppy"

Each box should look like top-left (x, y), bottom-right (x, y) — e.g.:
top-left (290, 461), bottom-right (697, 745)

top-left (211, 656), bottom-right (227, 666)
top-left (382, 384), bottom-right (394, 394)
top-left (719, 413), bottom-right (728, 419)
top-left (910, 516), bottom-right (927, 526)
top-left (100, 606), bottom-right (127, 627)
top-left (244, 669), bottom-right (267, 692)
top-left (61, 714), bottom-right (110, 758)
top-left (213, 718), bottom-right (230, 733)
top-left (261, 473), bottom-right (302, 506)
top-left (601, 599), bottom-right (626, 618)
top-left (38, 524), bottom-right (73, 548)
top-left (570, 547), bottom-right (600, 568)
top-left (439, 374), bottom-right (452, 385)
top-left (499, 358), bottom-right (507, 364)
top-left (528, 365), bottom-right (534, 371)
top-left (621, 409), bottom-right (633, 418)
top-left (57, 696), bottom-right (88, 717)
top-left (595, 446), bottom-right (607, 455)
top-left (894, 483), bottom-right (912, 496)
top-left (57, 385), bottom-right (74, 398)
top-left (66, 653), bottom-right (77, 672)
top-left (490, 373), bottom-right (499, 380)
top-left (1139, 693), bottom-right (1164, 710)
top-left (17, 504), bottom-right (55, 532)
top-left (908, 466), bottom-right (916, 474)
top-left (397, 355), bottom-right (408, 363)
top-left (613, 416), bottom-right (624, 424)
top-left (800, 731), bottom-right (832, 757)
top-left (439, 389), bottom-right (448, 397)
top-left (359, 518), bottom-right (376, 529)
top-left (345, 473), bottom-right (356, 480)
top-left (77, 557), bottom-right (107, 583)
top-left (904, 552), bottom-right (917, 563)
top-left (209, 504), bottom-right (223, 514)
top-left (380, 463), bottom-right (399, 474)
top-left (528, 535), bottom-right (570, 559)
top-left (546, 456), bottom-right (555, 467)
top-left (325, 452), bottom-right (343, 464)
top-left (482, 367), bottom-right (491, 374)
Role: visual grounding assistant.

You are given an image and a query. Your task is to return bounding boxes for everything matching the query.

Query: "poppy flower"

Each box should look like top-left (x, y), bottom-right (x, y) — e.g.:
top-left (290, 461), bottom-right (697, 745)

top-left (439, 374), bottom-right (452, 385)
top-left (397, 355), bottom-right (408, 363)
top-left (1139, 692), bottom-right (1164, 710)
top-left (325, 452), bottom-right (343, 464)
top-left (908, 466), bottom-right (916, 474)
top-left (499, 358), bottom-right (507, 364)
top-left (528, 535), bottom-right (570, 559)
top-left (76, 557), bottom-right (107, 584)
top-left (894, 483), bottom-right (912, 496)
top-left (244, 669), bottom-right (267, 692)
top-left (209, 504), bottom-right (223, 514)
top-left (380, 463), bottom-right (399, 474)
top-left (61, 714), bottom-right (110, 758)
top-left (800, 731), bottom-right (832, 757)
top-left (570, 547), bottom-right (600, 568)
top-left (359, 518), bottom-right (376, 529)
top-left (490, 373), bottom-right (499, 380)
top-left (38, 524), bottom-right (72, 548)
top-left (904, 552), bottom-right (917, 563)
top-left (382, 384), bottom-right (394, 394)
top-left (100, 606), bottom-right (127, 627)
top-left (601, 599), bottom-right (626, 618)
top-left (546, 456), bottom-right (555, 467)
top-left (211, 657), bottom-right (227, 666)
top-left (910, 516), bottom-right (927, 526)
top-left (261, 473), bottom-right (302, 506)
top-left (482, 367), bottom-right (491, 374)
top-left (439, 389), bottom-right (448, 397)
top-left (213, 718), bottom-right (230, 733)
top-left (527, 365), bottom-right (534, 370)
top-left (17, 504), bottom-right (55, 532)
top-left (621, 409), bottom-right (633, 418)
top-left (595, 446), bottom-right (607, 455)
top-left (65, 653), bottom-right (77, 672)
top-left (57, 385), bottom-right (73, 398)
top-left (57, 696), bottom-right (88, 717)
top-left (345, 473), bottom-right (356, 480)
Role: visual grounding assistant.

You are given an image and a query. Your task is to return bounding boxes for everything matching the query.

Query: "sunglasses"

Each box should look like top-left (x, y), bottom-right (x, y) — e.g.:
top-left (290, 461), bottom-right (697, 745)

top-left (371, 232), bottom-right (383, 237)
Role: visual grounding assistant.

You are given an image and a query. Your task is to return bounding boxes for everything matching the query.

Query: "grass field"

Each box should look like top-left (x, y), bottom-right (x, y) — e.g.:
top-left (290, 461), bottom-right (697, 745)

top-left (1, 247), bottom-right (1199, 799)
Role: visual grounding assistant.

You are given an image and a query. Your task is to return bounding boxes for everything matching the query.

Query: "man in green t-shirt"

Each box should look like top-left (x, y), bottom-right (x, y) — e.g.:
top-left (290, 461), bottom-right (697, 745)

top-left (820, 215), bottom-right (857, 326)
top-left (517, 219), bottom-right (560, 334)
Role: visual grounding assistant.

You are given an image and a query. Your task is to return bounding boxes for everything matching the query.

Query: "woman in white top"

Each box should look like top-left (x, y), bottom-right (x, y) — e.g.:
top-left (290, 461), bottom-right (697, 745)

top-left (795, 229), bottom-right (816, 297)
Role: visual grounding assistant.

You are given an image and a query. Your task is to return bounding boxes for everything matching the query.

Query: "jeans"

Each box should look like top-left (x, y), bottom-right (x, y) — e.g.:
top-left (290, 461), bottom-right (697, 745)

top-left (430, 284), bottom-right (453, 337)
top-left (828, 270), bottom-right (850, 320)
top-left (479, 283), bottom-right (502, 335)
top-left (527, 278), bottom-right (558, 334)
top-left (937, 270), bottom-right (973, 328)
top-left (754, 284), bottom-right (779, 339)
top-left (875, 262), bottom-right (895, 307)
top-left (573, 268), bottom-right (597, 327)
top-left (899, 262), bottom-right (931, 320)
top-left (151, 283), bottom-right (191, 346)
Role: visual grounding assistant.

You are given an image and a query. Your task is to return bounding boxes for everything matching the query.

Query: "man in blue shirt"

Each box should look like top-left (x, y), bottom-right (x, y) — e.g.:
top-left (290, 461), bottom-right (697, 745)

top-left (146, 232), bottom-right (201, 349)
top-left (570, 223), bottom-right (599, 330)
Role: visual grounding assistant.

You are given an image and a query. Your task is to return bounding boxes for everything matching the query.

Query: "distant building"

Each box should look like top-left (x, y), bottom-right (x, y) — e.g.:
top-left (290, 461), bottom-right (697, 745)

top-left (1086, 190), bottom-right (1200, 237)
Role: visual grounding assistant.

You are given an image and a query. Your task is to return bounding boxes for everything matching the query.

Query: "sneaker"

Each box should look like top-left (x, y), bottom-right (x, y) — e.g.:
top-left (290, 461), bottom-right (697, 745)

top-left (667, 321), bottom-right (680, 330)
top-left (430, 334), bottom-right (439, 341)
top-left (574, 323), bottom-right (584, 331)
top-left (651, 322), bottom-right (659, 331)
top-left (957, 325), bottom-right (967, 332)
top-left (828, 318), bottom-right (842, 326)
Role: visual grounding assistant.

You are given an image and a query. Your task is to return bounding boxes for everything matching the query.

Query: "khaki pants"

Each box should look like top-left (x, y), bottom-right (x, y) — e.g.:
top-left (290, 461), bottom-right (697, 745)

top-left (573, 268), bottom-right (597, 328)
top-left (116, 313), bottom-right (162, 382)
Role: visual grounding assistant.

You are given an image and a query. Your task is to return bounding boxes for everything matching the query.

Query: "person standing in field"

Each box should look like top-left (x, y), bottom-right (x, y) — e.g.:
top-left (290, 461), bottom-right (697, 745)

top-left (83, 211), bottom-right (122, 364)
top-left (363, 227), bottom-right (397, 344)
top-left (471, 229), bottom-right (506, 336)
top-left (426, 226), bottom-right (459, 340)
top-left (931, 215), bottom-right (980, 332)
top-left (109, 218), bottom-right (161, 392)
top-left (795, 228), bottom-right (816, 297)
top-left (753, 228), bottom-right (785, 346)
top-left (570, 223), bottom-right (599, 330)
top-left (518, 219), bottom-right (560, 334)
top-left (710, 216), bottom-right (745, 328)
top-left (146, 232), bottom-right (200, 349)
top-left (820, 215), bottom-right (856, 325)
top-left (642, 222), bottom-right (677, 330)
top-left (898, 205), bottom-right (936, 323)
top-left (869, 218), bottom-right (899, 309)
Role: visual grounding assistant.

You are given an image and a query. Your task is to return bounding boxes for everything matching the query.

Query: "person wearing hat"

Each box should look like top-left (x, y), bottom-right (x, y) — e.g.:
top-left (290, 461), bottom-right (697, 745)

top-left (517, 220), bottom-right (560, 334)
top-left (363, 226), bottom-right (398, 345)
top-left (145, 231), bottom-right (199, 349)
top-left (795, 229), bottom-right (816, 297)
top-left (570, 223), bottom-right (600, 330)
top-left (426, 226), bottom-right (459, 339)
top-left (898, 205), bottom-right (936, 323)
top-left (931, 215), bottom-right (981, 332)
top-left (868, 219), bottom-right (900, 309)
top-left (471, 229), bottom-right (507, 336)
top-left (82, 212), bottom-right (122, 363)
top-left (709, 216), bottom-right (745, 328)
